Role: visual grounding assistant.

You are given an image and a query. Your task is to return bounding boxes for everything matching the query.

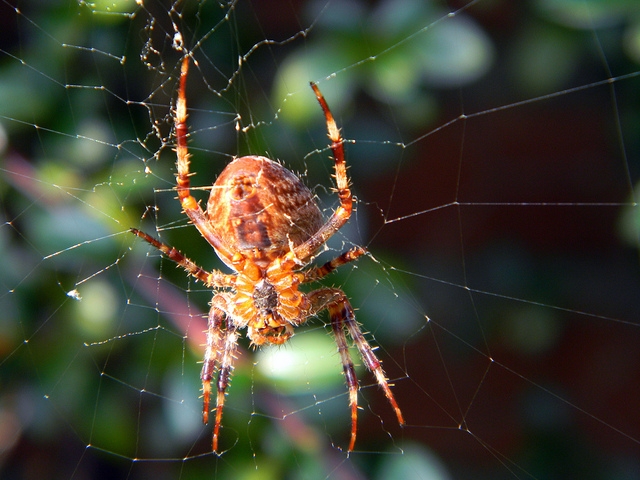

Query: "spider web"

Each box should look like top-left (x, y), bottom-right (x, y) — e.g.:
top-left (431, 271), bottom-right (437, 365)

top-left (1, 0), bottom-right (639, 478)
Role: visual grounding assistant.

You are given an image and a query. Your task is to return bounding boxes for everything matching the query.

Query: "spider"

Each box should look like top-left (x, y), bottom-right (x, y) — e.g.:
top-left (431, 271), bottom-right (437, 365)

top-left (131, 56), bottom-right (404, 453)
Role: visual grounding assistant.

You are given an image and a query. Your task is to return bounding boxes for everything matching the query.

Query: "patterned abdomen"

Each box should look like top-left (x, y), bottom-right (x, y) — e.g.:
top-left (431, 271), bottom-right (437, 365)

top-left (207, 156), bottom-right (324, 266)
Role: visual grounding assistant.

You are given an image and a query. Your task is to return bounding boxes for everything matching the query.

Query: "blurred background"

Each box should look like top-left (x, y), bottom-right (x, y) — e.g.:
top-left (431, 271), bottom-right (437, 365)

top-left (1, 0), bottom-right (639, 479)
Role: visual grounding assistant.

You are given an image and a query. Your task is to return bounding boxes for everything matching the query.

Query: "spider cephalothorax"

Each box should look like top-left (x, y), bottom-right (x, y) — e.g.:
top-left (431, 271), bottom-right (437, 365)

top-left (131, 55), bottom-right (404, 453)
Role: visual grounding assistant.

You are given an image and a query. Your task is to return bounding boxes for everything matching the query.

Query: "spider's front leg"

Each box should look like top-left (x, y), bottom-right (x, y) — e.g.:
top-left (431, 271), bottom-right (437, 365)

top-left (173, 56), bottom-right (235, 262)
top-left (201, 294), bottom-right (239, 453)
top-left (294, 83), bottom-right (353, 262)
top-left (309, 288), bottom-right (404, 452)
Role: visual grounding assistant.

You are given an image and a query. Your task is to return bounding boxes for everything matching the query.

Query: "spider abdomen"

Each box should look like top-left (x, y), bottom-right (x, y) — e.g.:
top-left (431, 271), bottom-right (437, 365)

top-left (207, 156), bottom-right (324, 265)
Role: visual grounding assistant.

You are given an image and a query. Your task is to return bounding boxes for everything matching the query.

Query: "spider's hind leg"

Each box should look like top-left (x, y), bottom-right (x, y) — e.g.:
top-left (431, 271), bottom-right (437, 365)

top-left (309, 288), bottom-right (404, 452)
top-left (202, 294), bottom-right (239, 453)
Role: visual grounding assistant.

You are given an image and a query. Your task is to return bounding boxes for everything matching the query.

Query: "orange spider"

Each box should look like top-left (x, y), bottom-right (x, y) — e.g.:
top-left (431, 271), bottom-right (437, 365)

top-left (131, 56), bottom-right (404, 453)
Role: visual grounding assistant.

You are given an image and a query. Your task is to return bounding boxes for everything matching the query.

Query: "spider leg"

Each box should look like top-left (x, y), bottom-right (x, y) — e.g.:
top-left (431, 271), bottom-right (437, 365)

top-left (130, 228), bottom-right (235, 289)
top-left (294, 84), bottom-right (352, 262)
top-left (309, 288), bottom-right (404, 452)
top-left (302, 246), bottom-right (366, 283)
top-left (201, 297), bottom-right (225, 426)
top-left (342, 302), bottom-right (405, 428)
top-left (213, 322), bottom-right (239, 453)
top-left (174, 56), bottom-right (235, 263)
top-left (202, 294), bottom-right (239, 453)
top-left (329, 297), bottom-right (359, 452)
top-left (308, 290), bottom-right (358, 450)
